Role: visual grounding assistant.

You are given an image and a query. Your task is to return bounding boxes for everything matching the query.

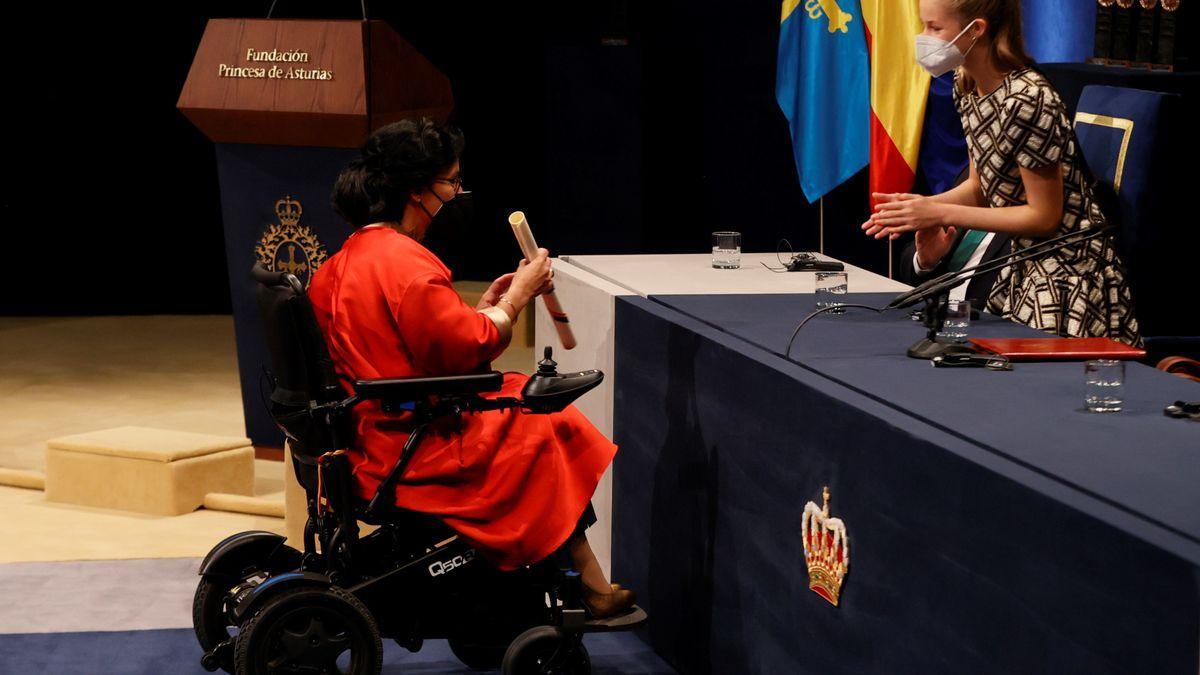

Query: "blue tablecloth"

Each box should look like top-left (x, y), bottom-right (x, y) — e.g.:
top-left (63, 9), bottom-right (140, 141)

top-left (611, 294), bottom-right (1200, 675)
top-left (656, 293), bottom-right (1200, 561)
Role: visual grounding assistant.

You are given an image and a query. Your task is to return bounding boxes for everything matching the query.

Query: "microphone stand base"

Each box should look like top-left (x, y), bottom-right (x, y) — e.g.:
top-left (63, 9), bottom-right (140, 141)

top-left (907, 338), bottom-right (976, 360)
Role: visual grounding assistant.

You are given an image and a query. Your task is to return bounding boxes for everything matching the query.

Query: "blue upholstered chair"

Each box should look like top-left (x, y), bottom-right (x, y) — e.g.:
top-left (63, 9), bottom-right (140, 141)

top-left (1073, 85), bottom-right (1199, 357)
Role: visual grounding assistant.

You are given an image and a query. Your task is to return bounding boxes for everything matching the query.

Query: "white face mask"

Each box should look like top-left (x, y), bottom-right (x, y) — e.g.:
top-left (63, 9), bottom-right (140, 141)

top-left (915, 19), bottom-right (980, 77)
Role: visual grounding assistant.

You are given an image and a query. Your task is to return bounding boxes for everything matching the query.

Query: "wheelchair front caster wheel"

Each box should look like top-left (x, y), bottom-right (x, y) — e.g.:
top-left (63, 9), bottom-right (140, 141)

top-left (502, 626), bottom-right (590, 675)
top-left (193, 578), bottom-right (239, 673)
top-left (234, 586), bottom-right (382, 675)
top-left (200, 648), bottom-right (227, 672)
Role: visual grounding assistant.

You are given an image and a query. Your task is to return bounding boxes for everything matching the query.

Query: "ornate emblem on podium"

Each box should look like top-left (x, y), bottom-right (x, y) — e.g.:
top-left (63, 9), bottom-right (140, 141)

top-left (255, 196), bottom-right (328, 288)
top-left (802, 486), bottom-right (850, 606)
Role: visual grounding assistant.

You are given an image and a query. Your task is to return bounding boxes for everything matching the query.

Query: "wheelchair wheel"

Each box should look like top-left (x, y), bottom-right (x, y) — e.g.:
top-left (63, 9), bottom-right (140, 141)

top-left (233, 586), bottom-right (382, 675)
top-left (501, 626), bottom-right (591, 675)
top-left (448, 637), bottom-right (509, 670)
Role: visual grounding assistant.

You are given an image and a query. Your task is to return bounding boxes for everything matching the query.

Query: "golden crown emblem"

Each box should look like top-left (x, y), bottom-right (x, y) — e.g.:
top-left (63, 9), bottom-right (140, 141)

top-left (275, 196), bottom-right (303, 226)
top-left (802, 486), bottom-right (850, 606)
top-left (256, 196), bottom-right (328, 289)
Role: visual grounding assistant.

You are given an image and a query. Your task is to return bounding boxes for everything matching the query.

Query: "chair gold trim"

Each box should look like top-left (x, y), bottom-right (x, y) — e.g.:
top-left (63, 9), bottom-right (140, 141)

top-left (1073, 112), bottom-right (1135, 193)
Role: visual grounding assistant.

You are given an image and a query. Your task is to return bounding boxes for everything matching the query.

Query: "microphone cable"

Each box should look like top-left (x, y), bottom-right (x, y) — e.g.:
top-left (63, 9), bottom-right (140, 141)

top-left (785, 303), bottom-right (886, 359)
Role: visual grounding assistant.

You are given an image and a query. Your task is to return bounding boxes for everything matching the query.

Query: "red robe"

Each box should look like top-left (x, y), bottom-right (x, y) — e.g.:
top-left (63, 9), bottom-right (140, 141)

top-left (307, 226), bottom-right (616, 569)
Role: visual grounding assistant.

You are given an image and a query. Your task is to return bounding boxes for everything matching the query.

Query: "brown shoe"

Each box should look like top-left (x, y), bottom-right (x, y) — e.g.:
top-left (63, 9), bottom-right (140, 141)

top-left (582, 586), bottom-right (636, 619)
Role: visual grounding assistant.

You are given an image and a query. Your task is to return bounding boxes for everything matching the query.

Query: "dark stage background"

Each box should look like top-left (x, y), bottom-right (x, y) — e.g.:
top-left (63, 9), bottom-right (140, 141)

top-left (1, 1), bottom-right (887, 315)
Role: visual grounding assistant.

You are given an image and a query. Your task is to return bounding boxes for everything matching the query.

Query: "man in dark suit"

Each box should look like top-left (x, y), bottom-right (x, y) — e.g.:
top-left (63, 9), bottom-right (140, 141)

top-left (896, 226), bottom-right (1011, 312)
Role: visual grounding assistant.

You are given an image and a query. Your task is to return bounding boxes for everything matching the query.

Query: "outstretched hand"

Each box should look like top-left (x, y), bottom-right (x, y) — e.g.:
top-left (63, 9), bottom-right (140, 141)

top-left (861, 193), bottom-right (947, 240)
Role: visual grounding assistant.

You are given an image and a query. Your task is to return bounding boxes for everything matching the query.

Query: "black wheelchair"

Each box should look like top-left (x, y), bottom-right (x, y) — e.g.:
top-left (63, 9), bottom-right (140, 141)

top-left (192, 265), bottom-right (646, 674)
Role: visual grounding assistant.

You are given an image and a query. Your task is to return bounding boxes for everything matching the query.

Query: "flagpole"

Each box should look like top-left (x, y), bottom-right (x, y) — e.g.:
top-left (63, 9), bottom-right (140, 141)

top-left (888, 238), bottom-right (894, 279)
top-left (819, 197), bottom-right (825, 255)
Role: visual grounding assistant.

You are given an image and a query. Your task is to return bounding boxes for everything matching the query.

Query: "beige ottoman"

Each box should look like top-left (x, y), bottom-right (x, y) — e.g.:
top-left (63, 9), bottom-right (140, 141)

top-left (45, 426), bottom-right (255, 516)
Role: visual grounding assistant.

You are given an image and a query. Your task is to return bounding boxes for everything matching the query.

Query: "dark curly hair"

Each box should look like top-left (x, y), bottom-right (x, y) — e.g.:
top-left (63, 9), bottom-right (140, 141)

top-left (331, 117), bottom-right (465, 227)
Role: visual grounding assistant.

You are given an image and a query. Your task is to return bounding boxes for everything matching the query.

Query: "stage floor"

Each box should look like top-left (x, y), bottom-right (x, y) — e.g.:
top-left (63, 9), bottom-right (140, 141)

top-left (0, 312), bottom-right (536, 473)
top-left (0, 315), bottom-right (246, 472)
top-left (0, 313), bottom-right (662, 674)
top-left (0, 556), bottom-right (675, 674)
top-left (0, 310), bottom-right (535, 563)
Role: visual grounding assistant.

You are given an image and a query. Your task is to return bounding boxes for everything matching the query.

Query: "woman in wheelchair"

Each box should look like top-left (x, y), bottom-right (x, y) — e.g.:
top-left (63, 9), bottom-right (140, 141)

top-left (307, 117), bottom-right (635, 619)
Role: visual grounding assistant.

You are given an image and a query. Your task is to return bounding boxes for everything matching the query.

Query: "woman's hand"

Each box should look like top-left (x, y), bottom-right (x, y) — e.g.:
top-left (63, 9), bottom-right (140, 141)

top-left (508, 248), bottom-right (554, 306)
top-left (478, 273), bottom-right (516, 310)
top-left (860, 193), bottom-right (918, 235)
top-left (863, 195), bottom-right (949, 240)
top-left (915, 226), bottom-right (958, 270)
top-left (873, 192), bottom-right (921, 205)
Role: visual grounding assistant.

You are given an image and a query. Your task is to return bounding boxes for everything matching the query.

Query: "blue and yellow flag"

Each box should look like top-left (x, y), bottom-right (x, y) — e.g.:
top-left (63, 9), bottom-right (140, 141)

top-left (776, 0), bottom-right (870, 202)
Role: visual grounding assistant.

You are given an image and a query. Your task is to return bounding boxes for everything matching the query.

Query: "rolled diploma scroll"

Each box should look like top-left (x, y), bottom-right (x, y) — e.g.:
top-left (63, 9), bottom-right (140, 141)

top-left (508, 211), bottom-right (577, 350)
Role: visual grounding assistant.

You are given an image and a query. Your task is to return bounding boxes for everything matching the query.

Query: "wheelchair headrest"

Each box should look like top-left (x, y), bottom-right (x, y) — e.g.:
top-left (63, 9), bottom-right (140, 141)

top-left (252, 263), bottom-right (305, 295)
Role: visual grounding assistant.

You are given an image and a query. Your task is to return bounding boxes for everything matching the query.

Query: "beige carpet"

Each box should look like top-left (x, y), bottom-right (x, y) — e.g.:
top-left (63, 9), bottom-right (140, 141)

top-left (0, 309), bottom-right (533, 473)
top-left (0, 316), bottom-right (245, 472)
top-left (0, 304), bottom-right (533, 562)
top-left (0, 485), bottom-right (287, 563)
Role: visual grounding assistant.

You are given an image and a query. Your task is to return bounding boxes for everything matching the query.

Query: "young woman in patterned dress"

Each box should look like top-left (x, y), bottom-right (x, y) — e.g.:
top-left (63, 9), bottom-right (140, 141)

top-left (862, 0), bottom-right (1140, 345)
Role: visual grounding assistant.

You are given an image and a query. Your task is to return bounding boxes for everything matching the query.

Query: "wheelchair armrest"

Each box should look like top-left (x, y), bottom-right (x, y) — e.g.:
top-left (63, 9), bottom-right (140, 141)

top-left (354, 371), bottom-right (504, 402)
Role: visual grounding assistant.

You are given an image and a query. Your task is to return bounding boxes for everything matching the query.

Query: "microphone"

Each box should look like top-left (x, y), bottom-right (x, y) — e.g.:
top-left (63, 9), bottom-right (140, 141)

top-left (886, 225), bottom-right (1113, 311)
top-left (784, 225), bottom-right (1115, 360)
top-left (892, 225), bottom-right (1113, 359)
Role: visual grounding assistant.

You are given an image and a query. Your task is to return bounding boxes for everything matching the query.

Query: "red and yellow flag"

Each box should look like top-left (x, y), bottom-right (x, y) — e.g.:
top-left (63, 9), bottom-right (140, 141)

top-left (861, 1), bottom-right (930, 205)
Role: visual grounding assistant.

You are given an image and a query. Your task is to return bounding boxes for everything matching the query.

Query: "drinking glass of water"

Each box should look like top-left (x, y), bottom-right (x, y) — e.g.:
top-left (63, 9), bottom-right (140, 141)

top-left (815, 272), bottom-right (848, 314)
top-left (1084, 359), bottom-right (1124, 413)
top-left (712, 231), bottom-right (742, 269)
top-left (938, 300), bottom-right (971, 341)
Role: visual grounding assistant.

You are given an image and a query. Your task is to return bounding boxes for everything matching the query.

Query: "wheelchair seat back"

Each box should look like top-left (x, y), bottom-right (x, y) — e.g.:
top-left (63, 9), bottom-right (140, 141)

top-left (252, 264), bottom-right (352, 493)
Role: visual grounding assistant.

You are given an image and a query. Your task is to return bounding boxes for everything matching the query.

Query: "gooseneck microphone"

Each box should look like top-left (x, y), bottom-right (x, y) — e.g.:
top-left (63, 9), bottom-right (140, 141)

top-left (886, 225), bottom-right (1113, 311)
top-left (894, 224), bottom-right (1114, 358)
top-left (784, 225), bottom-right (1115, 360)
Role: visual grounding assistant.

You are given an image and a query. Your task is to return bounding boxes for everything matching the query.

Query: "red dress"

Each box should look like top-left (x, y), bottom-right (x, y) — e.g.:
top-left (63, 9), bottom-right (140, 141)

top-left (307, 226), bottom-right (616, 570)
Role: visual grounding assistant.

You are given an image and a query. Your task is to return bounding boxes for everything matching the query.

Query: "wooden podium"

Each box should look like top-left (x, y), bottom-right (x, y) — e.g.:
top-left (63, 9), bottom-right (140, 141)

top-left (179, 19), bottom-right (453, 146)
top-left (178, 19), bottom-right (454, 446)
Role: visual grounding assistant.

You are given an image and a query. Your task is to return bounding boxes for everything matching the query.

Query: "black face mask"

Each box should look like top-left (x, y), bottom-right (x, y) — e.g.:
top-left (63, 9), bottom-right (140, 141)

top-left (418, 191), bottom-right (473, 268)
top-left (422, 176), bottom-right (467, 218)
top-left (418, 188), bottom-right (474, 249)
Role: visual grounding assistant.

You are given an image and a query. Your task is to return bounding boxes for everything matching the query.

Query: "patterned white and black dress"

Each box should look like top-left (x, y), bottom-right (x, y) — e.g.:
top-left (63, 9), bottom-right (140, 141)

top-left (954, 68), bottom-right (1139, 344)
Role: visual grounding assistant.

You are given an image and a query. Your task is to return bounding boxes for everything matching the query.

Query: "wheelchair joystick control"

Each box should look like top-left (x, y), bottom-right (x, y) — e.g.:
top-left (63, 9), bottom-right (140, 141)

top-left (521, 346), bottom-right (604, 413)
top-left (536, 346), bottom-right (559, 377)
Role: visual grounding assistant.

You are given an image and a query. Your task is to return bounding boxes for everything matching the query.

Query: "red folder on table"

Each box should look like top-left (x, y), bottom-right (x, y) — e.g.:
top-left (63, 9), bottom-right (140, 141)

top-left (969, 338), bottom-right (1146, 361)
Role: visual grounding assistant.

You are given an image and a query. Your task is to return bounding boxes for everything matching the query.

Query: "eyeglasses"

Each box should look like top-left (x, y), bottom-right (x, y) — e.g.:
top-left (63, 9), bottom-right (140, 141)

top-left (432, 173), bottom-right (465, 192)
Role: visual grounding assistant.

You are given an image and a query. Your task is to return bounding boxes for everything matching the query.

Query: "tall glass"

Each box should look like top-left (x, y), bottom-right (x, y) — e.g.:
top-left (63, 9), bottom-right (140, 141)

top-left (1084, 359), bottom-right (1125, 413)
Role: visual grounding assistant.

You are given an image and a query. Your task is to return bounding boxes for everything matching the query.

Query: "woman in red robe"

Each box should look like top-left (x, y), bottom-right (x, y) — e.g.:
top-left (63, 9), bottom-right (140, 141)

top-left (308, 118), bottom-right (634, 617)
